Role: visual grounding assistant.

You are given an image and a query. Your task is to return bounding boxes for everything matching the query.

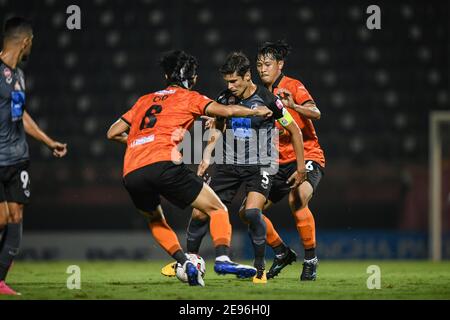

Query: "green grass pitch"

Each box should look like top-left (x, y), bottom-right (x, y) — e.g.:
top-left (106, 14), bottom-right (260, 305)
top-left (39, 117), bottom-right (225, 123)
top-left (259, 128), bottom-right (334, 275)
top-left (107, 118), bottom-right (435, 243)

top-left (2, 260), bottom-right (450, 300)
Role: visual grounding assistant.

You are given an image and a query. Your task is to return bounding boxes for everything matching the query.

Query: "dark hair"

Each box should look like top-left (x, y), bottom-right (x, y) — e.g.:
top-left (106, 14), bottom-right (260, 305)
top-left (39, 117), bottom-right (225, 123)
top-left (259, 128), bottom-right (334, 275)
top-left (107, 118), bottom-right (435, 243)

top-left (257, 40), bottom-right (292, 61)
top-left (3, 16), bottom-right (33, 40)
top-left (159, 50), bottom-right (198, 89)
top-left (219, 52), bottom-right (250, 77)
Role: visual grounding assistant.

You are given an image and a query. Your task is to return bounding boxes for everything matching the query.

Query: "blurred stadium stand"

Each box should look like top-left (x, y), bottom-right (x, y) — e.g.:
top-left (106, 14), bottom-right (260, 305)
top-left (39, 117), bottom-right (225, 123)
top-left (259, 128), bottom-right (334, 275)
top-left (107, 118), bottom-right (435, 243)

top-left (1, 0), bottom-right (448, 244)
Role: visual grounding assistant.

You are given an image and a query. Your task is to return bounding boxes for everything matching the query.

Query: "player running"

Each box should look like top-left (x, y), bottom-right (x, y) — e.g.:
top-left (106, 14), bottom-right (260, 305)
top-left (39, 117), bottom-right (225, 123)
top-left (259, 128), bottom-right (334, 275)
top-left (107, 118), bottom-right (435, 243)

top-left (254, 40), bottom-right (325, 281)
top-left (162, 52), bottom-right (307, 284)
top-left (0, 17), bottom-right (68, 295)
top-left (107, 50), bottom-right (273, 286)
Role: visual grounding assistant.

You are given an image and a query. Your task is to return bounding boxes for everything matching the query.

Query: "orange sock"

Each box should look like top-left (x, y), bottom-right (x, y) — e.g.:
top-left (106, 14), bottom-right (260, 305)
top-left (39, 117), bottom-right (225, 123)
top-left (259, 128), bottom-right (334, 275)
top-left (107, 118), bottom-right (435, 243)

top-left (148, 219), bottom-right (182, 255)
top-left (292, 207), bottom-right (316, 249)
top-left (209, 209), bottom-right (232, 247)
top-left (262, 214), bottom-right (282, 247)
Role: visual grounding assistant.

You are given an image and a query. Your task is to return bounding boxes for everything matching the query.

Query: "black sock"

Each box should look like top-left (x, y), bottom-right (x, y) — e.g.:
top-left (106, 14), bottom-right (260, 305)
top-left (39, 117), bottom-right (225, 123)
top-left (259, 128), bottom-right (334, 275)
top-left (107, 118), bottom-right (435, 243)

top-left (0, 226), bottom-right (6, 251)
top-left (215, 245), bottom-right (229, 258)
top-left (0, 223), bottom-right (22, 281)
top-left (273, 243), bottom-right (288, 256)
top-left (172, 250), bottom-right (188, 265)
top-left (186, 217), bottom-right (209, 254)
top-left (244, 209), bottom-right (266, 270)
top-left (305, 248), bottom-right (316, 260)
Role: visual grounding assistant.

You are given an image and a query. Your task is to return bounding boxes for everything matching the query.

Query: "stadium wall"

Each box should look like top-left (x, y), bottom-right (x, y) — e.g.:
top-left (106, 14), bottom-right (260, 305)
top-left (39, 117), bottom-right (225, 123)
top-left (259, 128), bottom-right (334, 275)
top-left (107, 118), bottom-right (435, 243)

top-left (17, 231), bottom-right (450, 261)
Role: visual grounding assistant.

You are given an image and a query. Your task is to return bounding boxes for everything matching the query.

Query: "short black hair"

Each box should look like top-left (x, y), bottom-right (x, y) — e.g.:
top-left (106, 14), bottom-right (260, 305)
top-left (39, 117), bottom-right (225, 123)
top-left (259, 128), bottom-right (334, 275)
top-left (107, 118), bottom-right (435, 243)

top-left (219, 52), bottom-right (250, 77)
top-left (257, 40), bottom-right (292, 61)
top-left (3, 16), bottom-right (33, 40)
top-left (159, 50), bottom-right (198, 89)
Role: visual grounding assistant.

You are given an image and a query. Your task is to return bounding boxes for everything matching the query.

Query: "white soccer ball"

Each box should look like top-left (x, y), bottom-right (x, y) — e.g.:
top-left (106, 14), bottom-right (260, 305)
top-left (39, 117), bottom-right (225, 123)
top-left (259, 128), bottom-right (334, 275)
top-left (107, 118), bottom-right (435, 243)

top-left (175, 253), bottom-right (206, 283)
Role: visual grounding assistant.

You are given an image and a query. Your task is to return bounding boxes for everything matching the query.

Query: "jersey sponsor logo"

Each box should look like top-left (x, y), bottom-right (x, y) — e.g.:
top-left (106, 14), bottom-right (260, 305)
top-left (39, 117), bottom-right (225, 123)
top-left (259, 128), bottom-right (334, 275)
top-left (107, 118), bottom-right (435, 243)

top-left (228, 96), bottom-right (236, 104)
top-left (231, 117), bottom-right (253, 138)
top-left (130, 134), bottom-right (155, 147)
top-left (155, 89), bottom-right (176, 95)
top-left (11, 90), bottom-right (25, 122)
top-left (3, 67), bottom-right (13, 84)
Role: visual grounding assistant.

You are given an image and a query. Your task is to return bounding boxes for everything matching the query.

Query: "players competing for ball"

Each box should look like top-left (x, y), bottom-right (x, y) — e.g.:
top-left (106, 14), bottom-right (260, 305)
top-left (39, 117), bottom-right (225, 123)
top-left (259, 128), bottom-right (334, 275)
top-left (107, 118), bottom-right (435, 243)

top-left (162, 51), bottom-right (307, 284)
top-left (107, 50), bottom-right (274, 286)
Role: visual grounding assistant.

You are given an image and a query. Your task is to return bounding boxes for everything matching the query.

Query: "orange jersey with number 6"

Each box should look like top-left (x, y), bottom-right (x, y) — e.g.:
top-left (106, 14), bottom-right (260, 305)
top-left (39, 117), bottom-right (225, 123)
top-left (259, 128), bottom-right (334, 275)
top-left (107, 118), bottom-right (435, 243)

top-left (273, 75), bottom-right (325, 167)
top-left (120, 86), bottom-right (212, 176)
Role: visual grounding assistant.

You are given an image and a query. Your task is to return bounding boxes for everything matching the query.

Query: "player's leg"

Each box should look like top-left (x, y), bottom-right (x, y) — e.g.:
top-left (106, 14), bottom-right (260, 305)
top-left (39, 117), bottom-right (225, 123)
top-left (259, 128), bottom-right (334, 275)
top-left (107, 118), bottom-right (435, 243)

top-left (289, 181), bottom-right (314, 248)
top-left (240, 191), bottom-right (269, 283)
top-left (262, 205), bottom-right (297, 280)
top-left (185, 165), bottom-right (237, 256)
top-left (190, 183), bottom-right (256, 279)
top-left (141, 206), bottom-right (204, 286)
top-left (290, 161), bottom-right (324, 281)
top-left (289, 180), bottom-right (318, 281)
top-left (239, 197), bottom-right (289, 257)
top-left (0, 163), bottom-right (30, 295)
top-left (253, 162), bottom-right (298, 279)
top-left (185, 172), bottom-right (214, 255)
top-left (186, 208), bottom-right (209, 254)
top-left (0, 202), bottom-right (23, 295)
top-left (124, 163), bottom-right (204, 286)
top-left (155, 162), bottom-right (254, 279)
top-left (161, 207), bottom-right (208, 277)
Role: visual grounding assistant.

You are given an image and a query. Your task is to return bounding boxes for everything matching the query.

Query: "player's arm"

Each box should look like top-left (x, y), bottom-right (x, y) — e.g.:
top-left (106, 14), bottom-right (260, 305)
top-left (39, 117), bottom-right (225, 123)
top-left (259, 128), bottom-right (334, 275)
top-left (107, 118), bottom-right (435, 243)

top-left (278, 88), bottom-right (321, 120)
top-left (197, 120), bottom-right (221, 176)
top-left (107, 118), bottom-right (129, 144)
top-left (23, 111), bottom-right (67, 158)
top-left (205, 101), bottom-right (273, 118)
top-left (275, 110), bottom-right (307, 189)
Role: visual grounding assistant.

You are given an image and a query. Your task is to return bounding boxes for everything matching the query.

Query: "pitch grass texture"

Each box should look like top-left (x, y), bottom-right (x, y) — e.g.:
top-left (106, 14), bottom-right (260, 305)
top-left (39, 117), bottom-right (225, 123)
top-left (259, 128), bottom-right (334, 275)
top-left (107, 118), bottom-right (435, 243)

top-left (2, 261), bottom-right (450, 300)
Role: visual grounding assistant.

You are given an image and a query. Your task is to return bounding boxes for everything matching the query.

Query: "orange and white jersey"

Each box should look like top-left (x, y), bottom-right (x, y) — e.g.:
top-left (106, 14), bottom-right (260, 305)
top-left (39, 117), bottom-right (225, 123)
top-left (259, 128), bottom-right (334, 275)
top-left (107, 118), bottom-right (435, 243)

top-left (121, 86), bottom-right (212, 176)
top-left (273, 75), bottom-right (325, 167)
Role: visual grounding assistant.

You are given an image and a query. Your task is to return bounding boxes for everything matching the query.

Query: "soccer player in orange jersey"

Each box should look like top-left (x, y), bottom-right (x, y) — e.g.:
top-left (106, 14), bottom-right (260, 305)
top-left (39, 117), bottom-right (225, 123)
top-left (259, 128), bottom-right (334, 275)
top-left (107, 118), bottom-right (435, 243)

top-left (107, 50), bottom-right (273, 286)
top-left (255, 41), bottom-right (325, 281)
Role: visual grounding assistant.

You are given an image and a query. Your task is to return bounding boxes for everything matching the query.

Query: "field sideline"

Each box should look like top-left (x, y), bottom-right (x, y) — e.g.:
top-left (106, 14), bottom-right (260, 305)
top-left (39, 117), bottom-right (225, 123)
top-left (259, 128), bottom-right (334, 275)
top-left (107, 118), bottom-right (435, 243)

top-left (1, 260), bottom-right (450, 300)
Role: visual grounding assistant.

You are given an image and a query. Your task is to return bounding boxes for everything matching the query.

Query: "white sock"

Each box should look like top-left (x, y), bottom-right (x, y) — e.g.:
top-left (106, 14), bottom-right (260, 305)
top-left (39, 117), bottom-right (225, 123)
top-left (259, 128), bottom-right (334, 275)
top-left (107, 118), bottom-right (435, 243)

top-left (304, 257), bottom-right (318, 263)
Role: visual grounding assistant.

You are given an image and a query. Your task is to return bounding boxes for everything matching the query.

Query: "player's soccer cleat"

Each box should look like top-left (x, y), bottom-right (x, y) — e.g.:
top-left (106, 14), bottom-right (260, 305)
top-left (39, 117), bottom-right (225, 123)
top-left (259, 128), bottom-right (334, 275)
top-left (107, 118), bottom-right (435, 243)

top-left (252, 268), bottom-right (267, 284)
top-left (184, 261), bottom-right (205, 287)
top-left (300, 257), bottom-right (319, 281)
top-left (0, 281), bottom-right (21, 296)
top-left (161, 262), bottom-right (177, 277)
top-left (214, 260), bottom-right (257, 279)
top-left (267, 247), bottom-right (297, 279)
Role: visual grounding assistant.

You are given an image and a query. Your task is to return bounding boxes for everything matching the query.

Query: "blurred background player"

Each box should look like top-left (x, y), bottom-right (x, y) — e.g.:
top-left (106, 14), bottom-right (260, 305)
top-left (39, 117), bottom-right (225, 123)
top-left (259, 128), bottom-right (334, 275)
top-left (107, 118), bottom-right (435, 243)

top-left (107, 50), bottom-right (272, 286)
top-left (255, 40), bottom-right (325, 281)
top-left (162, 52), bottom-right (307, 284)
top-left (0, 17), bottom-right (68, 295)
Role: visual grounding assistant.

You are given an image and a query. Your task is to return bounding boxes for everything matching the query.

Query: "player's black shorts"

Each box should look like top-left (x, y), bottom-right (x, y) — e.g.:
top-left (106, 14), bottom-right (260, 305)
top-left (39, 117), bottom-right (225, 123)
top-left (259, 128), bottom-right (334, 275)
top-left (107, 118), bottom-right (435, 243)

top-left (0, 161), bottom-right (31, 204)
top-left (123, 161), bottom-right (204, 212)
top-left (268, 160), bottom-right (324, 203)
top-left (209, 164), bottom-right (273, 207)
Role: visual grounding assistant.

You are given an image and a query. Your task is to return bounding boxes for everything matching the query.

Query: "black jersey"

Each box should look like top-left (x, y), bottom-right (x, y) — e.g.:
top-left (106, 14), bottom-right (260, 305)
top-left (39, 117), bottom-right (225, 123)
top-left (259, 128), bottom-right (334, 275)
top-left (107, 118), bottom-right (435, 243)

top-left (216, 85), bottom-right (286, 166)
top-left (0, 60), bottom-right (29, 166)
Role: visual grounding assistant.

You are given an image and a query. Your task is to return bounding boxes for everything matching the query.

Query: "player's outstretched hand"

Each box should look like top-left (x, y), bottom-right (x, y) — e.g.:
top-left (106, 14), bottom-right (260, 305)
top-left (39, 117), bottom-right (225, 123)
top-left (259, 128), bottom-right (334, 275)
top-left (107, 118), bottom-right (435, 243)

top-left (254, 106), bottom-right (273, 118)
top-left (287, 168), bottom-right (307, 189)
top-left (200, 116), bottom-right (215, 129)
top-left (50, 141), bottom-right (68, 158)
top-left (277, 88), bottom-right (295, 109)
top-left (197, 159), bottom-right (210, 177)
